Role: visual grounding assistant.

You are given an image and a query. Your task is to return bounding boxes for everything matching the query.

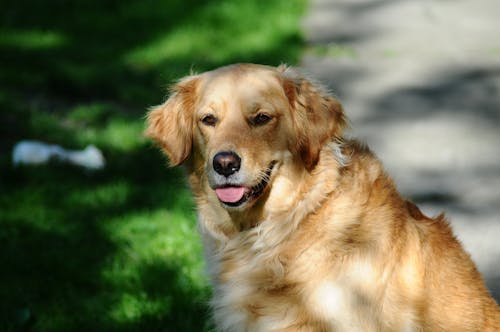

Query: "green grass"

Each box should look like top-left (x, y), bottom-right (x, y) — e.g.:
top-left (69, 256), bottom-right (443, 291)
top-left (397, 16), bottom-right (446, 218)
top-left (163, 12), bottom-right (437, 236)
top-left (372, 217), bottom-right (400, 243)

top-left (0, 0), bottom-right (306, 331)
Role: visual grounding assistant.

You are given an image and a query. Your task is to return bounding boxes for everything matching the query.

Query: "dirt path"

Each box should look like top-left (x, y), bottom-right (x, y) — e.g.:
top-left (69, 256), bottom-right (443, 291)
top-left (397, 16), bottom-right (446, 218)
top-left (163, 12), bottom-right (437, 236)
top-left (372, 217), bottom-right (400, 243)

top-left (300, 0), bottom-right (500, 299)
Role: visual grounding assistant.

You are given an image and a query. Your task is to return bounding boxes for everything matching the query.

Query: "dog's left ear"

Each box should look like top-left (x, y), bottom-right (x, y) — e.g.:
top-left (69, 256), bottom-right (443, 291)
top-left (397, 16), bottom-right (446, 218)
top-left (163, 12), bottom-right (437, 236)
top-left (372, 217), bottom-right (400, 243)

top-left (145, 75), bottom-right (199, 166)
top-left (279, 65), bottom-right (347, 171)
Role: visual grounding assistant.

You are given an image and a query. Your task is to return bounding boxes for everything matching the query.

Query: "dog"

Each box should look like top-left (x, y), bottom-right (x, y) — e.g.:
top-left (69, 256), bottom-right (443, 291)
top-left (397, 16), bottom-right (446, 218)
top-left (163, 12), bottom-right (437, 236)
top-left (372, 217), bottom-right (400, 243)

top-left (146, 64), bottom-right (500, 331)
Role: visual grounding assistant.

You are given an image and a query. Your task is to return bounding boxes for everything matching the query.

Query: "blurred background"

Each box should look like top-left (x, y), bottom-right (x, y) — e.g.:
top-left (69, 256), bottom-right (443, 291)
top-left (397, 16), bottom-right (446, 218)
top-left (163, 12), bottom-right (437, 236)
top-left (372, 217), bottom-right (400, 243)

top-left (0, 0), bottom-right (498, 331)
top-left (302, 0), bottom-right (500, 303)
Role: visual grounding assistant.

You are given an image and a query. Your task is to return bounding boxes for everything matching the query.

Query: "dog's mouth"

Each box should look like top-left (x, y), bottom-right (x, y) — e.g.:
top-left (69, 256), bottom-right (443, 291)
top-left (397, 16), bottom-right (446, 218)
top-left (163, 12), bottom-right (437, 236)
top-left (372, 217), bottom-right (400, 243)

top-left (214, 161), bottom-right (277, 208)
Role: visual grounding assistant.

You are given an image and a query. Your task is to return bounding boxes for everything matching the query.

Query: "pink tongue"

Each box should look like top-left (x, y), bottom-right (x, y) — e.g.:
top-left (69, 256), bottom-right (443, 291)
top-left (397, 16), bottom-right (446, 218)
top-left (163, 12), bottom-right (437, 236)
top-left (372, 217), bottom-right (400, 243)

top-left (215, 186), bottom-right (247, 203)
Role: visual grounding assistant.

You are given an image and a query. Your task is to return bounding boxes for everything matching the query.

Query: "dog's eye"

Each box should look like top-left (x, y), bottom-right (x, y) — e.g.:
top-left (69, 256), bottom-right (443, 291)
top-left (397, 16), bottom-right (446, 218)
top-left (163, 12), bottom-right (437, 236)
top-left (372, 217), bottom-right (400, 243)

top-left (201, 114), bottom-right (218, 126)
top-left (252, 113), bottom-right (272, 126)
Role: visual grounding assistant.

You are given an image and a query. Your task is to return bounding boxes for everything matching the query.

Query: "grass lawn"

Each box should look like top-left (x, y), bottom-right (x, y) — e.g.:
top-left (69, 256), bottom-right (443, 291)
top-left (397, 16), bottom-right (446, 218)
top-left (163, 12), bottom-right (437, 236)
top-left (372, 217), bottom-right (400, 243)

top-left (0, 0), bottom-right (306, 331)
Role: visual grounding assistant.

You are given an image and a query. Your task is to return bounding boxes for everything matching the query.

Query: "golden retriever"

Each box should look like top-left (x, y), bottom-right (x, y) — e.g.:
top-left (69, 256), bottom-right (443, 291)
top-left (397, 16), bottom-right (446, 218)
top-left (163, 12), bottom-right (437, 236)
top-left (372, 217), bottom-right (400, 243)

top-left (146, 63), bottom-right (500, 331)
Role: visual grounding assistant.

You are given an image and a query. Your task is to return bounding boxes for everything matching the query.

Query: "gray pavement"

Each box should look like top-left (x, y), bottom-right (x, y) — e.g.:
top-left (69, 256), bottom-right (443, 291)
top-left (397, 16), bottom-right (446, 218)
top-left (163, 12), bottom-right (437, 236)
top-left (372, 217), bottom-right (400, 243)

top-left (300, 0), bottom-right (500, 300)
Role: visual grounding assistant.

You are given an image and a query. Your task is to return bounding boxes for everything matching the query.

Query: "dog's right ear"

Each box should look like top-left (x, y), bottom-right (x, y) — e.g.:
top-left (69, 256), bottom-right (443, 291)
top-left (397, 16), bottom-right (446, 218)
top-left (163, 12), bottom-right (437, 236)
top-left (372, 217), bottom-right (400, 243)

top-left (145, 75), bottom-right (199, 166)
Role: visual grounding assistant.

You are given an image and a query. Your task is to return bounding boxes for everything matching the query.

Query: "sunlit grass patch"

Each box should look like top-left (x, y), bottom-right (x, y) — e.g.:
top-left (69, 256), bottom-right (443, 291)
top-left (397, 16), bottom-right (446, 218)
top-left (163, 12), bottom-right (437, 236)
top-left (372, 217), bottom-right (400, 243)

top-left (110, 292), bottom-right (166, 324)
top-left (0, 29), bottom-right (66, 49)
top-left (25, 102), bottom-right (146, 152)
top-left (103, 208), bottom-right (201, 266)
top-left (81, 118), bottom-right (146, 152)
top-left (66, 181), bottom-right (131, 210)
top-left (102, 208), bottom-right (209, 328)
top-left (125, 0), bottom-right (305, 70)
top-left (66, 103), bottom-right (114, 125)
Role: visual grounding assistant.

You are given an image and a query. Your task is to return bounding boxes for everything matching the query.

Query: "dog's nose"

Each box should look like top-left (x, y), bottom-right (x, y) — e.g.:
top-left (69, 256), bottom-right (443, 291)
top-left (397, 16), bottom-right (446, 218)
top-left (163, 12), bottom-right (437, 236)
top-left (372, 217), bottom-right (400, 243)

top-left (213, 151), bottom-right (241, 177)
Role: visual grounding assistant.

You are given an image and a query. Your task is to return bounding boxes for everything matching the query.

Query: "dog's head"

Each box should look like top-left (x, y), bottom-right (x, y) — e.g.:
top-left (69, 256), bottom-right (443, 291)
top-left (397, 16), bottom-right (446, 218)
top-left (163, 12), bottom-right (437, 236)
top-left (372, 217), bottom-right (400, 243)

top-left (146, 64), bottom-right (346, 210)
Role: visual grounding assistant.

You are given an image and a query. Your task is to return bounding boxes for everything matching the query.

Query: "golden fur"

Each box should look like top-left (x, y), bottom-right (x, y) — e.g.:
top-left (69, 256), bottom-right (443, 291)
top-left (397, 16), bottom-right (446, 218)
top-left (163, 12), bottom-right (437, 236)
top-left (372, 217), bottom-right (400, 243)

top-left (146, 63), bottom-right (500, 331)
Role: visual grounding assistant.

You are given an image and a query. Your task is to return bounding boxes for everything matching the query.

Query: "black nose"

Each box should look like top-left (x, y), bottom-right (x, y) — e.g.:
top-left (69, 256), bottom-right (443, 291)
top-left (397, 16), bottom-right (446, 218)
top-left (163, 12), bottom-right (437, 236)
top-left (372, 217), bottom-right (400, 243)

top-left (213, 151), bottom-right (241, 177)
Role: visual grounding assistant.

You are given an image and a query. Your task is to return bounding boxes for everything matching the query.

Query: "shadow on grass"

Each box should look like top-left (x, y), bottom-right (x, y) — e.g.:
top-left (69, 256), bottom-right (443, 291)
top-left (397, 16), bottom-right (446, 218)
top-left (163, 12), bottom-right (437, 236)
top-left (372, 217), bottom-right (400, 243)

top-left (0, 0), bottom-right (304, 114)
top-left (0, 148), bottom-right (212, 331)
top-left (0, 0), bottom-right (304, 150)
top-left (1, 0), bottom-right (208, 102)
top-left (0, 0), bottom-right (305, 330)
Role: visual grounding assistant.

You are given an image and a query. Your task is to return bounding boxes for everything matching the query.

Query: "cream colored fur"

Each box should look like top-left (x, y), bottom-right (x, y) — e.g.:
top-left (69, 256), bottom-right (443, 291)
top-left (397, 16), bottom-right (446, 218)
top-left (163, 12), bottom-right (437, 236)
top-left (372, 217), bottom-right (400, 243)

top-left (146, 64), bottom-right (500, 331)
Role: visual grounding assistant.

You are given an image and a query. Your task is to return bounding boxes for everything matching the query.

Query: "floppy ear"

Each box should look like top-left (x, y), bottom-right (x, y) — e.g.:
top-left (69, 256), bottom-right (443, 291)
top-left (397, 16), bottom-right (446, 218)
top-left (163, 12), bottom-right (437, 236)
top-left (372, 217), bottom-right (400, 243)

top-left (145, 76), bottom-right (199, 166)
top-left (279, 66), bottom-right (346, 171)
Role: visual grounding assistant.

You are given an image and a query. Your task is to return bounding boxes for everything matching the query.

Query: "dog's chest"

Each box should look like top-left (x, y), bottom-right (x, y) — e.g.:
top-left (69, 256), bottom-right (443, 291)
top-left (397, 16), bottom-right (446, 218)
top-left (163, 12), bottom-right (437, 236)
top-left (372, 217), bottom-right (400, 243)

top-left (211, 246), bottom-right (299, 331)
top-left (210, 243), bottom-right (419, 332)
top-left (211, 242), bottom-right (344, 331)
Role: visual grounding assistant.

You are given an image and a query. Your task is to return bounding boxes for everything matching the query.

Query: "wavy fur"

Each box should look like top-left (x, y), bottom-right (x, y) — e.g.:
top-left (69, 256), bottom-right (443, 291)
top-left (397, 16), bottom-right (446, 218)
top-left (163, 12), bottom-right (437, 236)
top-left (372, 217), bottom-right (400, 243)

top-left (146, 64), bottom-right (500, 331)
